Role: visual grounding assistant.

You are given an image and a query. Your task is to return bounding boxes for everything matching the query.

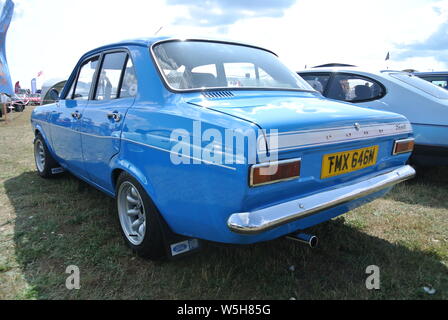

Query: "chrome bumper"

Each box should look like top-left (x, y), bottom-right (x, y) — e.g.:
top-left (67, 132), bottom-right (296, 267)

top-left (228, 165), bottom-right (415, 235)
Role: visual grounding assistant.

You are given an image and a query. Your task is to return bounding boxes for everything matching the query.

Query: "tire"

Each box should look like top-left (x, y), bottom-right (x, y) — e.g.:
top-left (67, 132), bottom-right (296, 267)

top-left (116, 172), bottom-right (165, 259)
top-left (34, 133), bottom-right (59, 178)
top-left (15, 104), bottom-right (24, 112)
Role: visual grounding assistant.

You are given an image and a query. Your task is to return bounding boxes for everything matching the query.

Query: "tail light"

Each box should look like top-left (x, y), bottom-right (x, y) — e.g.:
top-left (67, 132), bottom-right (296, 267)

top-left (250, 158), bottom-right (301, 187)
top-left (393, 138), bottom-right (415, 155)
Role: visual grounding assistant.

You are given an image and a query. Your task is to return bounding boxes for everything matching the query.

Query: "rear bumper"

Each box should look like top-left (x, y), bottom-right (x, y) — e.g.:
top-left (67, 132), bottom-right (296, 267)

top-left (227, 165), bottom-right (415, 235)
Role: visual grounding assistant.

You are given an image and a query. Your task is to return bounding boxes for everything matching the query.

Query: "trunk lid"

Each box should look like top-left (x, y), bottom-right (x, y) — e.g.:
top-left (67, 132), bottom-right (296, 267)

top-left (188, 92), bottom-right (404, 131)
top-left (187, 91), bottom-right (411, 153)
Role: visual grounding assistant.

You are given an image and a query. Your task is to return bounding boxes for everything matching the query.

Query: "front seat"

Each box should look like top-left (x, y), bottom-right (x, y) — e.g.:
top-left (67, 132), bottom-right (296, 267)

top-left (190, 73), bottom-right (218, 88)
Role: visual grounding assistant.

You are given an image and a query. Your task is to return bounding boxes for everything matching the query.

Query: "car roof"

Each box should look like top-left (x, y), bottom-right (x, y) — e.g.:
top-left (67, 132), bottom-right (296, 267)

top-left (297, 67), bottom-right (409, 77)
top-left (82, 36), bottom-right (277, 58)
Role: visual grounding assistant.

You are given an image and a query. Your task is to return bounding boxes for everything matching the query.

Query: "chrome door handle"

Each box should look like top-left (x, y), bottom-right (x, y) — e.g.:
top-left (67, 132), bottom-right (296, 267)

top-left (71, 111), bottom-right (82, 120)
top-left (107, 112), bottom-right (122, 122)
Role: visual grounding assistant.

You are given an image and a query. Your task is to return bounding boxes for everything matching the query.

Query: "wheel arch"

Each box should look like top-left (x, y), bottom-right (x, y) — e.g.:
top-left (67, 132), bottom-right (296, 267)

top-left (34, 124), bottom-right (49, 144)
top-left (110, 160), bottom-right (159, 206)
top-left (33, 123), bottom-right (60, 164)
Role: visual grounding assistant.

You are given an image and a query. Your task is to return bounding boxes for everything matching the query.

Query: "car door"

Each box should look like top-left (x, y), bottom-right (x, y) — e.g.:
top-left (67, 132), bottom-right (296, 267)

top-left (79, 51), bottom-right (137, 191)
top-left (50, 55), bottom-right (100, 178)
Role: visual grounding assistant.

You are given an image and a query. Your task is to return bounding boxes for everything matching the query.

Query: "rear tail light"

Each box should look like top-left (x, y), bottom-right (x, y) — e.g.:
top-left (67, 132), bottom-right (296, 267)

top-left (393, 138), bottom-right (415, 155)
top-left (250, 158), bottom-right (301, 187)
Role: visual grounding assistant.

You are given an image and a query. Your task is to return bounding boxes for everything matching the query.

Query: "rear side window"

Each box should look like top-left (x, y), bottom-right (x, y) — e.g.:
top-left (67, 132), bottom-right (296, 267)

top-left (390, 73), bottom-right (448, 99)
top-left (416, 75), bottom-right (448, 90)
top-left (327, 74), bottom-right (385, 102)
top-left (95, 52), bottom-right (128, 100)
top-left (300, 74), bottom-right (330, 94)
top-left (120, 58), bottom-right (138, 98)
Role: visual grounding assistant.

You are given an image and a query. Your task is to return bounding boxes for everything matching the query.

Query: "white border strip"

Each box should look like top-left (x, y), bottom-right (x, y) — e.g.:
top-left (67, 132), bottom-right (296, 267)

top-left (32, 119), bottom-right (237, 171)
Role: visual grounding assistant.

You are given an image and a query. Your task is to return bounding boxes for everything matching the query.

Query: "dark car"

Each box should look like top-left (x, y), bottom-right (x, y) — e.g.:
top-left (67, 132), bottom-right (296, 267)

top-left (414, 71), bottom-right (448, 90)
top-left (0, 94), bottom-right (27, 118)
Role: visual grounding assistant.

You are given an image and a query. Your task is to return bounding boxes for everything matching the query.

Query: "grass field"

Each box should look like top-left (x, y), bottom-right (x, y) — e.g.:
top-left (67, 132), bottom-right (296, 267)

top-left (0, 107), bottom-right (447, 300)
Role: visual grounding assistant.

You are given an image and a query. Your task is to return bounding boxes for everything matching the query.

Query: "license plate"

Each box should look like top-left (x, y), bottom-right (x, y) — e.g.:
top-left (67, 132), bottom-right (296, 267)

top-left (321, 146), bottom-right (379, 179)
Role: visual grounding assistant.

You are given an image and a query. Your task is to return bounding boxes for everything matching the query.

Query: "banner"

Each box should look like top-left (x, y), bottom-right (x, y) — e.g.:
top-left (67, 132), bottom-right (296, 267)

top-left (0, 0), bottom-right (14, 95)
top-left (31, 78), bottom-right (36, 94)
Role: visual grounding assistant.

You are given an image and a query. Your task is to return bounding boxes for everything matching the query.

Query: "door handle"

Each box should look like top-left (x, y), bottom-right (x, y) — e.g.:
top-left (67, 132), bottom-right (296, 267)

top-left (71, 111), bottom-right (82, 120)
top-left (107, 112), bottom-right (122, 123)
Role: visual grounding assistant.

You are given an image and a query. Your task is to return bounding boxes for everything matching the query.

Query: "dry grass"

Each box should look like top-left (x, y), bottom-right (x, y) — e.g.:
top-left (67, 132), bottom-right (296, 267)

top-left (0, 107), bottom-right (447, 300)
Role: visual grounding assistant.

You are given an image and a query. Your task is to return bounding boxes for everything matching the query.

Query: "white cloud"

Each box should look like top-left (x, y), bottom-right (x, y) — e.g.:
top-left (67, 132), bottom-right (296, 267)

top-left (5, 0), bottom-right (448, 89)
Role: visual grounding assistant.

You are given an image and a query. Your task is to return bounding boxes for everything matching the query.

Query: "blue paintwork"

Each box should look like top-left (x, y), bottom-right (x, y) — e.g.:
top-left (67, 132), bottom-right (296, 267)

top-left (299, 68), bottom-right (448, 166)
top-left (31, 38), bottom-right (413, 244)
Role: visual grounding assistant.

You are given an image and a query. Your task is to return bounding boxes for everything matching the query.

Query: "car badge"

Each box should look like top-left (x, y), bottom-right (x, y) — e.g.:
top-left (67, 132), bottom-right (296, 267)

top-left (354, 123), bottom-right (361, 131)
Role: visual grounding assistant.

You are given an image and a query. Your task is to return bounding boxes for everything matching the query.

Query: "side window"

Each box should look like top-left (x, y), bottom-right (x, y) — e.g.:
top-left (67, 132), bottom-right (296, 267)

top-left (73, 57), bottom-right (99, 100)
top-left (300, 74), bottom-right (330, 94)
top-left (95, 52), bottom-right (128, 100)
top-left (120, 58), bottom-right (138, 98)
top-left (327, 74), bottom-right (384, 102)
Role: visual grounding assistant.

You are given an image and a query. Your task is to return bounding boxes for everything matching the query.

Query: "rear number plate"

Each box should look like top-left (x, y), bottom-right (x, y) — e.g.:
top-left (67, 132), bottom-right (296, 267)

top-left (321, 146), bottom-right (379, 179)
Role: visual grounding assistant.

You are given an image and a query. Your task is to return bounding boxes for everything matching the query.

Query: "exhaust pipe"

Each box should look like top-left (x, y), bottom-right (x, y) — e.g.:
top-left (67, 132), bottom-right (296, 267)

top-left (286, 232), bottom-right (318, 248)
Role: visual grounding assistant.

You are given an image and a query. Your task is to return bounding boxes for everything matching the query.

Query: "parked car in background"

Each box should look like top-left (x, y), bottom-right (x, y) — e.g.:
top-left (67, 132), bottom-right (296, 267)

top-left (15, 88), bottom-right (30, 105)
top-left (414, 71), bottom-right (448, 89)
top-left (31, 37), bottom-right (415, 260)
top-left (0, 94), bottom-right (28, 116)
top-left (298, 67), bottom-right (448, 166)
top-left (28, 93), bottom-right (42, 105)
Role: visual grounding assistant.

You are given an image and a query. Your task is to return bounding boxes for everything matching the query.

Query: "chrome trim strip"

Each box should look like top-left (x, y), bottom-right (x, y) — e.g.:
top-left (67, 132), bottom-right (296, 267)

top-left (274, 119), bottom-right (406, 136)
top-left (228, 165), bottom-right (416, 234)
top-left (249, 158), bottom-right (301, 187)
top-left (392, 138), bottom-right (415, 155)
top-left (258, 121), bottom-right (412, 153)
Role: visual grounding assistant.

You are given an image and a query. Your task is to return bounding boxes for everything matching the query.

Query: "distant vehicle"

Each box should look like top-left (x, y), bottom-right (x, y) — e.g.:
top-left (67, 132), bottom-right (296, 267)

top-left (313, 63), bottom-right (357, 68)
top-left (28, 94), bottom-right (42, 106)
top-left (0, 94), bottom-right (27, 117)
top-left (31, 37), bottom-right (414, 259)
top-left (10, 94), bottom-right (28, 112)
top-left (414, 71), bottom-right (448, 90)
top-left (298, 67), bottom-right (448, 166)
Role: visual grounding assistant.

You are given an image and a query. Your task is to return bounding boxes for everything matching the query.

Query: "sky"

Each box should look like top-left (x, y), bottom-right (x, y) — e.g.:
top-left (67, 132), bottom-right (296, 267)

top-left (3, 0), bottom-right (448, 89)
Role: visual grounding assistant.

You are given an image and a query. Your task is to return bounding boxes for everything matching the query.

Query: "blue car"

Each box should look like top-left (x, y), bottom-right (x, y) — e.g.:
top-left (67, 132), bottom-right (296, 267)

top-left (31, 37), bottom-right (415, 259)
top-left (299, 68), bottom-right (448, 166)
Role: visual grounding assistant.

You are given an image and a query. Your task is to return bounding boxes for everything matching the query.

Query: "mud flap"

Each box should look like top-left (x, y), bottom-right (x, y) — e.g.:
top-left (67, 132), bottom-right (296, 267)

top-left (156, 212), bottom-right (202, 260)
